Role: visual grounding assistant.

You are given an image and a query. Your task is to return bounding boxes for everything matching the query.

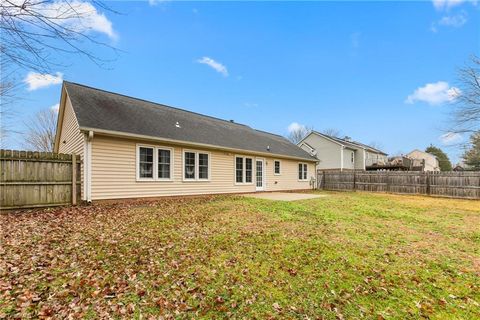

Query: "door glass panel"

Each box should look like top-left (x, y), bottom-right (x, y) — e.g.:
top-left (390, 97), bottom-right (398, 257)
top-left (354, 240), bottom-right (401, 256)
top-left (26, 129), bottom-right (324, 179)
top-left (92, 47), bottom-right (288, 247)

top-left (256, 160), bottom-right (263, 188)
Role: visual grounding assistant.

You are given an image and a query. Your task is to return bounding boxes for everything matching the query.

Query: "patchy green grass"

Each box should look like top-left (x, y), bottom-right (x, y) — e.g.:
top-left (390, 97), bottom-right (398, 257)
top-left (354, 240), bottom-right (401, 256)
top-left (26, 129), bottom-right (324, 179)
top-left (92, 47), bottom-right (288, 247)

top-left (1, 192), bottom-right (479, 319)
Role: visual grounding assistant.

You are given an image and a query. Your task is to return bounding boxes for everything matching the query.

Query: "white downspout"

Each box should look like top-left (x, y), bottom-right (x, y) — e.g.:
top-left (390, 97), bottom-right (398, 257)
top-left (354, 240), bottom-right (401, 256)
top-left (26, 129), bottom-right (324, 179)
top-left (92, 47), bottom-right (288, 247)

top-left (83, 131), bottom-right (93, 203)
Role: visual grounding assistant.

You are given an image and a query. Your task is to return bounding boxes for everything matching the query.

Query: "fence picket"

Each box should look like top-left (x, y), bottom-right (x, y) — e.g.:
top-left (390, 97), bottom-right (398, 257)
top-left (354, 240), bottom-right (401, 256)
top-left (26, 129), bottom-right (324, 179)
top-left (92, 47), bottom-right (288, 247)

top-left (0, 149), bottom-right (81, 209)
top-left (318, 170), bottom-right (480, 199)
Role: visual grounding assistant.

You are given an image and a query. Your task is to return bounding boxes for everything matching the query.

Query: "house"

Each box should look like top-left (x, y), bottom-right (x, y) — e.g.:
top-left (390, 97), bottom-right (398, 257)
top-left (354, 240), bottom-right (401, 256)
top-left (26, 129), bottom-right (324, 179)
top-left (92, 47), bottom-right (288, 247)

top-left (54, 82), bottom-right (317, 202)
top-left (298, 131), bottom-right (388, 171)
top-left (406, 150), bottom-right (440, 172)
top-left (453, 161), bottom-right (470, 172)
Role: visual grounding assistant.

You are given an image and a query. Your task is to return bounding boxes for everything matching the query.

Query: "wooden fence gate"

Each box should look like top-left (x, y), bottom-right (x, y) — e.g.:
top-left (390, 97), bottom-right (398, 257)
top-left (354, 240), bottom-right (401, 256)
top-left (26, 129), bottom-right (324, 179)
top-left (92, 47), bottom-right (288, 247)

top-left (317, 170), bottom-right (480, 200)
top-left (0, 150), bottom-right (81, 210)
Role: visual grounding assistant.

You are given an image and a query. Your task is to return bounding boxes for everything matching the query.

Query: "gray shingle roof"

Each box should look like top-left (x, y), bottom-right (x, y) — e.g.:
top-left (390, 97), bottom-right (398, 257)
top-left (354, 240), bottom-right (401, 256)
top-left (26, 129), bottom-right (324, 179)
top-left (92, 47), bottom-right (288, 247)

top-left (311, 131), bottom-right (387, 155)
top-left (64, 82), bottom-right (316, 161)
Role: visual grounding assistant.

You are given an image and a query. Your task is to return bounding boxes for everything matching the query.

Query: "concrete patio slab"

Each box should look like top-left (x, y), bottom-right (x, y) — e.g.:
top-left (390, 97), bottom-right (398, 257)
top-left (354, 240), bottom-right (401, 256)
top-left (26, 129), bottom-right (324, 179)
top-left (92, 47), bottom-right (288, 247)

top-left (242, 192), bottom-right (326, 201)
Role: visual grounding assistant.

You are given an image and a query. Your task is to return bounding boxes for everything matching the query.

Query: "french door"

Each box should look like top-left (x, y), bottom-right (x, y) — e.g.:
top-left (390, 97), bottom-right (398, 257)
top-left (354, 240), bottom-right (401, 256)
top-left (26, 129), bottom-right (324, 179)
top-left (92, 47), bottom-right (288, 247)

top-left (256, 159), bottom-right (265, 191)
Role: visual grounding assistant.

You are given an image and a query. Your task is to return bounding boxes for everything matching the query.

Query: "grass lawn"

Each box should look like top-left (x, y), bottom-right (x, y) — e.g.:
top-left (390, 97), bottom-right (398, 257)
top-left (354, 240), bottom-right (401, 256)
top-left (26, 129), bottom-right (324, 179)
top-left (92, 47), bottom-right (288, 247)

top-left (1, 191), bottom-right (479, 319)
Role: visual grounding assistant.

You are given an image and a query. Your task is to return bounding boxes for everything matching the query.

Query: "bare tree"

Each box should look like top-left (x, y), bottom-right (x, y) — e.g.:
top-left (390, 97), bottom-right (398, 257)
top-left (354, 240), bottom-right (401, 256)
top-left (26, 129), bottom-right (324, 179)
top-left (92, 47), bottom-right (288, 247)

top-left (1, 0), bottom-right (118, 74)
top-left (287, 125), bottom-right (313, 144)
top-left (0, 61), bottom-right (23, 147)
top-left (321, 128), bottom-right (342, 138)
top-left (22, 108), bottom-right (57, 152)
top-left (1, 0), bottom-right (118, 149)
top-left (451, 55), bottom-right (480, 134)
top-left (369, 141), bottom-right (384, 151)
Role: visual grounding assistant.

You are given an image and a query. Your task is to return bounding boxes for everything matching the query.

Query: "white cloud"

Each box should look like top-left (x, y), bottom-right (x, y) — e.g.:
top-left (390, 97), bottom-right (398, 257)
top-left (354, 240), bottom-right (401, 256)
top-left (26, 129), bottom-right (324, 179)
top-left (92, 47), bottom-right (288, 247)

top-left (350, 32), bottom-right (361, 49)
top-left (440, 132), bottom-right (462, 144)
top-left (432, 11), bottom-right (468, 31)
top-left (432, 0), bottom-right (465, 10)
top-left (438, 12), bottom-right (468, 27)
top-left (197, 57), bottom-right (228, 77)
top-left (24, 72), bottom-right (63, 91)
top-left (405, 81), bottom-right (460, 106)
top-left (149, 0), bottom-right (169, 5)
top-left (287, 122), bottom-right (306, 133)
top-left (6, 0), bottom-right (116, 39)
top-left (50, 103), bottom-right (60, 113)
top-left (244, 102), bottom-right (258, 108)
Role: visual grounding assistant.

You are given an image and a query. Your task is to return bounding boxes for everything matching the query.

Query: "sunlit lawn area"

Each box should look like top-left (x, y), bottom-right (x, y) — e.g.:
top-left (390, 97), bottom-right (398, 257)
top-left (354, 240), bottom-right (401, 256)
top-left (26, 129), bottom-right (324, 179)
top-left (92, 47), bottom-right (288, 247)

top-left (1, 192), bottom-right (479, 319)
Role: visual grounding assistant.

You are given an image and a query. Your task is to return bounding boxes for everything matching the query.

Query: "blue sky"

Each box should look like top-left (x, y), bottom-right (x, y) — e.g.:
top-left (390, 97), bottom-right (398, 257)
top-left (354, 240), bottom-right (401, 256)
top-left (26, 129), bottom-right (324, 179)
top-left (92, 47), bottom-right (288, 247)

top-left (8, 0), bottom-right (480, 163)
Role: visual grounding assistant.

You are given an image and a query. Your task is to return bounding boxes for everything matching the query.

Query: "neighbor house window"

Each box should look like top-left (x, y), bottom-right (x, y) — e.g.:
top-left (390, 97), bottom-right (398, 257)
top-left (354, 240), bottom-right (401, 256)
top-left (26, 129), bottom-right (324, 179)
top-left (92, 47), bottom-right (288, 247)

top-left (298, 163), bottom-right (308, 181)
top-left (274, 160), bottom-right (281, 175)
top-left (139, 147), bottom-right (154, 178)
top-left (351, 152), bottom-right (355, 163)
top-left (184, 150), bottom-right (210, 181)
top-left (137, 145), bottom-right (173, 181)
top-left (235, 156), bottom-right (253, 184)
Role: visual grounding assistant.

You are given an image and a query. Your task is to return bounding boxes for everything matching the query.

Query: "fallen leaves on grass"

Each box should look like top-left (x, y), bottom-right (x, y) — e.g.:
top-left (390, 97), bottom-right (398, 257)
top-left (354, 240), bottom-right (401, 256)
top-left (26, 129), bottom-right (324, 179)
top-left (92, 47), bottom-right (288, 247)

top-left (1, 193), bottom-right (479, 319)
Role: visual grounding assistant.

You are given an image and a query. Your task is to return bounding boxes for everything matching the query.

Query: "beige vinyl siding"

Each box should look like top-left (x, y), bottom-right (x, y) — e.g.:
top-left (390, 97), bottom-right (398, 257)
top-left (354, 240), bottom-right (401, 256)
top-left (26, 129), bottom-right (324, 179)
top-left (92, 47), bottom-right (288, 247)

top-left (57, 96), bottom-right (84, 198)
top-left (265, 160), bottom-right (314, 191)
top-left (91, 135), bottom-right (314, 200)
top-left (300, 134), bottom-right (342, 170)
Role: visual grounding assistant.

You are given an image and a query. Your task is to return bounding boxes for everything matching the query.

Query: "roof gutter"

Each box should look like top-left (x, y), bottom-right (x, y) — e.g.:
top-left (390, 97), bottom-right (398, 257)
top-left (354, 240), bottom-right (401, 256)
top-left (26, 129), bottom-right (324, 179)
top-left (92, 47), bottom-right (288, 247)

top-left (79, 127), bottom-right (317, 162)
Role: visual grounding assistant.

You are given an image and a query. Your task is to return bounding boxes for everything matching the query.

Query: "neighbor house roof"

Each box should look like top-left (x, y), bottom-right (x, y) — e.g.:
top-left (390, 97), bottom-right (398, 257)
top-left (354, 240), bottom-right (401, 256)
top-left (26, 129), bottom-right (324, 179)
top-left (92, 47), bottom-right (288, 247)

top-left (304, 131), bottom-right (387, 155)
top-left (62, 81), bottom-right (316, 161)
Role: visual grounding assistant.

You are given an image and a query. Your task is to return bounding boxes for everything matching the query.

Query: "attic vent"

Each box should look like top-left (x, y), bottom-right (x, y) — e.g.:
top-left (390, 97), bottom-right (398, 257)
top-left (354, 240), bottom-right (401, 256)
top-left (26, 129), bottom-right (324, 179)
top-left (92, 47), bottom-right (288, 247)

top-left (267, 145), bottom-right (270, 151)
top-left (175, 121), bottom-right (181, 128)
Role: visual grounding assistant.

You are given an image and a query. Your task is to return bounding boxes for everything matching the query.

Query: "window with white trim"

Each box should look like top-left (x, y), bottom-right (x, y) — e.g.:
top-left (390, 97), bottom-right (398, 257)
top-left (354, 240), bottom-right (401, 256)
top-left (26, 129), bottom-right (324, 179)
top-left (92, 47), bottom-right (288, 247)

top-left (351, 152), bottom-right (355, 163)
top-left (184, 152), bottom-right (195, 180)
top-left (139, 147), bottom-right (154, 178)
top-left (235, 156), bottom-right (253, 184)
top-left (235, 157), bottom-right (243, 183)
top-left (137, 145), bottom-right (173, 181)
top-left (158, 149), bottom-right (171, 179)
top-left (199, 153), bottom-right (209, 179)
top-left (274, 160), bottom-right (281, 175)
top-left (298, 163), bottom-right (308, 180)
top-left (245, 158), bottom-right (253, 183)
top-left (184, 151), bottom-right (210, 181)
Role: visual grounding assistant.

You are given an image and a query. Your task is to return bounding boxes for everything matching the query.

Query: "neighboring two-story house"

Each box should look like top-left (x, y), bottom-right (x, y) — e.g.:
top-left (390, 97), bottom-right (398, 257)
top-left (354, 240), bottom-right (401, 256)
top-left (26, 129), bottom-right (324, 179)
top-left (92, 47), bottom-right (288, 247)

top-left (298, 131), bottom-right (388, 171)
top-left (406, 149), bottom-right (440, 172)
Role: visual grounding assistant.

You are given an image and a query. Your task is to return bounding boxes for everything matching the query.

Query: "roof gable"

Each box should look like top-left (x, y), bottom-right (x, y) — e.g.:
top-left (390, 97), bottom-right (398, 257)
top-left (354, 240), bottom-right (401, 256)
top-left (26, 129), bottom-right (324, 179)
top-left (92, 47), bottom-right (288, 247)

top-left (302, 131), bottom-right (387, 155)
top-left (63, 82), bottom-right (315, 161)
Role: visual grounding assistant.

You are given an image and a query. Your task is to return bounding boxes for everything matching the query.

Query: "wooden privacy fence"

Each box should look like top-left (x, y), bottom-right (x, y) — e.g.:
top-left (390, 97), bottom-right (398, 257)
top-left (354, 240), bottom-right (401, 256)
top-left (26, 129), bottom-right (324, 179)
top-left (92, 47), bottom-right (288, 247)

top-left (0, 150), bottom-right (81, 210)
top-left (317, 170), bottom-right (480, 200)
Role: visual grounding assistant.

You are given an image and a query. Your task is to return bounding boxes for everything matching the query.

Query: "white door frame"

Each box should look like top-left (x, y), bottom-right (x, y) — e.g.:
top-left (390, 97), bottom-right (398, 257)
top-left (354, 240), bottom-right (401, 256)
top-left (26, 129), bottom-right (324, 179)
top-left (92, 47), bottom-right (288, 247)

top-left (255, 158), bottom-right (265, 191)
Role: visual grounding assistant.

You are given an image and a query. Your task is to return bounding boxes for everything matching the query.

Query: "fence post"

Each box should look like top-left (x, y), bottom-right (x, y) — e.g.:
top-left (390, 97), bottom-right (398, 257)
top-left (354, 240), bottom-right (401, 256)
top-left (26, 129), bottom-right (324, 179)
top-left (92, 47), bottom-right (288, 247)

top-left (353, 170), bottom-right (356, 191)
top-left (425, 171), bottom-right (430, 195)
top-left (386, 171), bottom-right (390, 193)
top-left (71, 153), bottom-right (77, 206)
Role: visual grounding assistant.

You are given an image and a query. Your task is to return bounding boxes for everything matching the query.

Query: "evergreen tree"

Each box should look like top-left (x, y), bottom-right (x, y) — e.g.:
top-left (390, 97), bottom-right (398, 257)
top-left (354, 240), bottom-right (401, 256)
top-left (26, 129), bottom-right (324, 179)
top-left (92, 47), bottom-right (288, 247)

top-left (425, 145), bottom-right (452, 171)
top-left (462, 132), bottom-right (480, 170)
